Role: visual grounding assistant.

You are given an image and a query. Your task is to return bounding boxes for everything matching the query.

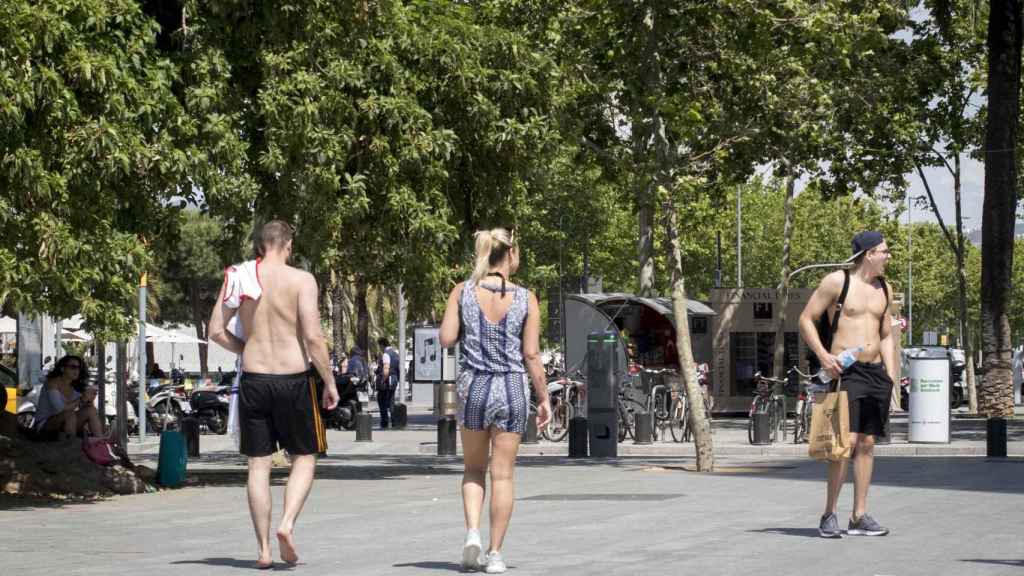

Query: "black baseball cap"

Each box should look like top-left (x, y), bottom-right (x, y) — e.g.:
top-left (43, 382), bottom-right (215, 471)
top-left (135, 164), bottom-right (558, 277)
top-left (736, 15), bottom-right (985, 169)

top-left (846, 231), bottom-right (885, 262)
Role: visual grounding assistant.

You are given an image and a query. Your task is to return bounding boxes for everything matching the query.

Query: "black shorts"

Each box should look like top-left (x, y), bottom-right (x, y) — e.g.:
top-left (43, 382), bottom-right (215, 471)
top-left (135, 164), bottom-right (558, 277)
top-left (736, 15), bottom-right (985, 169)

top-left (840, 361), bottom-right (893, 437)
top-left (239, 371), bottom-right (327, 457)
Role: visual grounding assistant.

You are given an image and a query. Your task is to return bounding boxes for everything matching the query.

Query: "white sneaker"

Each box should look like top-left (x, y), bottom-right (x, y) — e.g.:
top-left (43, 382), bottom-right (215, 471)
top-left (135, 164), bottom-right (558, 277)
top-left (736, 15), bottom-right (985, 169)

top-left (461, 530), bottom-right (483, 571)
top-left (483, 551), bottom-right (507, 574)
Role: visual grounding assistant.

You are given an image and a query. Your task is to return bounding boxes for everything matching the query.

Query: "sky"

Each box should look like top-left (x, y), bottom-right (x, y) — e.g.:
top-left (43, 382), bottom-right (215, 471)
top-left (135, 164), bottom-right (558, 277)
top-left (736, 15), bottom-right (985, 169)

top-left (904, 158), bottom-right (985, 228)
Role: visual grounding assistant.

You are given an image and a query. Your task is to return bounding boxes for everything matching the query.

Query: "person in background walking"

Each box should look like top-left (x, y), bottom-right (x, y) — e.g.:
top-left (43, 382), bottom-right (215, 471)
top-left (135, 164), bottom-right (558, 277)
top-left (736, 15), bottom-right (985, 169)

top-left (439, 227), bottom-right (551, 573)
top-left (376, 337), bottom-right (399, 428)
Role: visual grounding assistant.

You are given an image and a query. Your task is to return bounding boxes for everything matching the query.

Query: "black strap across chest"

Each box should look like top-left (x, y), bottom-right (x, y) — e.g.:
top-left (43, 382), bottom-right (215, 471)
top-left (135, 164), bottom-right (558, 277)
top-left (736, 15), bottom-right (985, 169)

top-left (831, 270), bottom-right (888, 336)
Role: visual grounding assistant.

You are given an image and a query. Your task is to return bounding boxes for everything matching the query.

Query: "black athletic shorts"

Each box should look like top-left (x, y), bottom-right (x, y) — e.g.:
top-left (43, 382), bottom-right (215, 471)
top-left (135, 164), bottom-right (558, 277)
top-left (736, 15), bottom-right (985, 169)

top-left (239, 370), bottom-right (327, 457)
top-left (839, 361), bottom-right (893, 437)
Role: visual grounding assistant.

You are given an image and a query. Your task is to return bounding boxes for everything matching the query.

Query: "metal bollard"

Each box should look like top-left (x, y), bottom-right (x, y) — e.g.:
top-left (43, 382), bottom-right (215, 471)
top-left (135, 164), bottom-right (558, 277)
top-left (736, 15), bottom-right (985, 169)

top-left (437, 416), bottom-right (457, 456)
top-left (633, 412), bottom-right (653, 445)
top-left (355, 412), bottom-right (373, 442)
top-left (568, 415), bottom-right (588, 457)
top-left (181, 417), bottom-right (200, 457)
top-left (522, 411), bottom-right (539, 444)
top-left (987, 417), bottom-right (1007, 458)
top-left (750, 412), bottom-right (771, 445)
top-left (391, 402), bottom-right (408, 429)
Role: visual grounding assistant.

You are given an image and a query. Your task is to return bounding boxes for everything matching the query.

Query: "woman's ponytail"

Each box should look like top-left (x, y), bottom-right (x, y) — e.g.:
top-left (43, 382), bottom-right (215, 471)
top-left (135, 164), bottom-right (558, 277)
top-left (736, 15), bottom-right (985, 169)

top-left (471, 230), bottom-right (495, 282)
top-left (470, 228), bottom-right (514, 282)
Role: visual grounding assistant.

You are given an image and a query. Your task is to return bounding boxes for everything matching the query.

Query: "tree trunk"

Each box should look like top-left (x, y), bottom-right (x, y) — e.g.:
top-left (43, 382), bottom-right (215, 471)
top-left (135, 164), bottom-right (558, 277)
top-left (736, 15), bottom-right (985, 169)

top-left (189, 280), bottom-right (209, 378)
top-left (331, 272), bottom-right (348, 360)
top-left (634, 3), bottom-right (661, 298)
top-left (954, 154), bottom-right (978, 413)
top-left (356, 277), bottom-right (370, 356)
top-left (772, 176), bottom-right (797, 380)
top-left (664, 199), bottom-right (713, 471)
top-left (980, 0), bottom-right (1021, 418)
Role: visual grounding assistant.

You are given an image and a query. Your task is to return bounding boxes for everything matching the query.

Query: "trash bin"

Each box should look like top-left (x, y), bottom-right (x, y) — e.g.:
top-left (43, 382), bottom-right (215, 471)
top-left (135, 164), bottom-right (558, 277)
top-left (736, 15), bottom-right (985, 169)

top-left (157, 430), bottom-right (187, 487)
top-left (749, 412), bottom-right (771, 445)
top-left (907, 352), bottom-right (951, 443)
top-left (181, 417), bottom-right (200, 457)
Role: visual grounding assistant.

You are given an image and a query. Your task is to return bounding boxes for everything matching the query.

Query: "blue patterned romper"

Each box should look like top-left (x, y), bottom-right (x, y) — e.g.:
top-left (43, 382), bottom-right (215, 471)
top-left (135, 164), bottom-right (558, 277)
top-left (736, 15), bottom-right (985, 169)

top-left (457, 279), bottom-right (530, 434)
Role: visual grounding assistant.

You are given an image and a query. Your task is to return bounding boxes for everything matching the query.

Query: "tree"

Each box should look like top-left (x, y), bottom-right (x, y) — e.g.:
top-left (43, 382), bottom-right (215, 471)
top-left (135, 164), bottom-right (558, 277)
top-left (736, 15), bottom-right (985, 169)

top-left (0, 0), bottom-right (199, 340)
top-left (980, 0), bottom-right (1022, 418)
top-left (153, 210), bottom-right (226, 376)
top-left (907, 0), bottom-right (988, 412)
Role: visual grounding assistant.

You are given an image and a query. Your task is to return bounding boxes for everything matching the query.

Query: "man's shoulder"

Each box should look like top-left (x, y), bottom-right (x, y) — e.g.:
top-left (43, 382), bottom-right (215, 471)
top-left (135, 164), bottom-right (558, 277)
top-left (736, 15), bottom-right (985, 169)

top-left (282, 266), bottom-right (316, 285)
top-left (816, 270), bottom-right (847, 294)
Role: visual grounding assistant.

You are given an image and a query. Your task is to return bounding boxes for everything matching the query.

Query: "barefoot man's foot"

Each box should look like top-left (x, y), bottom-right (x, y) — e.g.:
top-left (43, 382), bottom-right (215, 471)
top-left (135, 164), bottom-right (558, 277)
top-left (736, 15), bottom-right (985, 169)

top-left (277, 529), bottom-right (299, 565)
top-left (255, 556), bottom-right (273, 570)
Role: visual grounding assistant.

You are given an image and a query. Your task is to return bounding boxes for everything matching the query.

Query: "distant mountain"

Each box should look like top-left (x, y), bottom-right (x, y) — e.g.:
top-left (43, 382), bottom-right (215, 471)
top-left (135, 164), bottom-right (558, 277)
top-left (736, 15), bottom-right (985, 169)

top-left (966, 223), bottom-right (1024, 246)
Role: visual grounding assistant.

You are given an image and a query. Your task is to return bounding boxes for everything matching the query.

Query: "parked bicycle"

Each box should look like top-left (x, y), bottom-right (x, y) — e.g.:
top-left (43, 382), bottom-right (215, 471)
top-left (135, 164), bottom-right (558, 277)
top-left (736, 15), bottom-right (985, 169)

top-left (748, 371), bottom-right (788, 444)
top-left (789, 366), bottom-right (824, 444)
top-left (542, 369), bottom-right (586, 442)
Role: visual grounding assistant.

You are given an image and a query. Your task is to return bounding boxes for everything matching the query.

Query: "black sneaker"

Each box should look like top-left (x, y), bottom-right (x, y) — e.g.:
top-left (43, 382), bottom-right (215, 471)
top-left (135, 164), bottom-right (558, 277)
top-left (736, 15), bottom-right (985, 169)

top-left (818, 512), bottom-right (842, 538)
top-left (848, 514), bottom-right (889, 536)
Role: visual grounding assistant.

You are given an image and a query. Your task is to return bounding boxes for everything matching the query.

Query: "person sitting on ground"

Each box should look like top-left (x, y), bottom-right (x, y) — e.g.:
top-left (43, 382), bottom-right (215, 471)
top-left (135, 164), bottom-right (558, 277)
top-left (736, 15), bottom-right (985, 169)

top-left (34, 355), bottom-right (104, 440)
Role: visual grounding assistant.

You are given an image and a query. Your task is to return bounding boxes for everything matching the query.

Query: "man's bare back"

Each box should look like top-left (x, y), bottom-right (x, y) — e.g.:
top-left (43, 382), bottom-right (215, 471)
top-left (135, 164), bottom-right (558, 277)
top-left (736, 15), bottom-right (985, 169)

top-left (239, 263), bottom-right (315, 374)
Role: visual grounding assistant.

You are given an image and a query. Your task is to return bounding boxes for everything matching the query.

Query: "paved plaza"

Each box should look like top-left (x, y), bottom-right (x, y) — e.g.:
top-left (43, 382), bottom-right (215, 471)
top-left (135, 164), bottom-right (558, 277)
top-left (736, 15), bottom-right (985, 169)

top-left (3, 409), bottom-right (1023, 576)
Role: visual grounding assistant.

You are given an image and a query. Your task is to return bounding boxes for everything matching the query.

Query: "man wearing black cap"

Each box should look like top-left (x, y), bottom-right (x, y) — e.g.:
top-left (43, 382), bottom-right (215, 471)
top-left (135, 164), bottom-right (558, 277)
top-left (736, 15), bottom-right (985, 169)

top-left (798, 230), bottom-right (896, 538)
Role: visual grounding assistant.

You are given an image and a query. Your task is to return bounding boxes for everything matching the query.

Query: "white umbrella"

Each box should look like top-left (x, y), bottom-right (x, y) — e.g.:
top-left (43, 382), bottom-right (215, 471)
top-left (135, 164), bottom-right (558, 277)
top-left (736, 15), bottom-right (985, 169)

top-left (61, 329), bottom-right (92, 342)
top-left (145, 325), bottom-right (207, 371)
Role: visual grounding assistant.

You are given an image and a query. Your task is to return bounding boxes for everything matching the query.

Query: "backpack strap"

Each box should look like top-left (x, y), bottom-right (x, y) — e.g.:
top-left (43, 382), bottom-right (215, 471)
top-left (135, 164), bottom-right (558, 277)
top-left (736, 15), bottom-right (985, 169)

top-left (830, 269), bottom-right (851, 337)
top-left (879, 275), bottom-right (889, 313)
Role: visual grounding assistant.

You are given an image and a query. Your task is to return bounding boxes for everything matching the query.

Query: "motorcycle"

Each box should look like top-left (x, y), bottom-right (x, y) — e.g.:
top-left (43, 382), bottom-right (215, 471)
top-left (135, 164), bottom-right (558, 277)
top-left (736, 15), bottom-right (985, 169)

top-left (189, 384), bottom-right (230, 434)
top-left (125, 380), bottom-right (191, 433)
top-left (320, 375), bottom-right (369, 431)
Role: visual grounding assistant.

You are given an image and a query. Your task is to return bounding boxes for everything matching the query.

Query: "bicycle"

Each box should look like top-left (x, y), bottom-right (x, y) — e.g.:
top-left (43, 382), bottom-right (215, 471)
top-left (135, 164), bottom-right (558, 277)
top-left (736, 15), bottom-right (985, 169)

top-left (789, 366), bottom-right (822, 444)
top-left (667, 368), bottom-right (714, 443)
top-left (541, 370), bottom-right (586, 442)
top-left (638, 367), bottom-right (677, 441)
top-left (748, 371), bottom-right (788, 444)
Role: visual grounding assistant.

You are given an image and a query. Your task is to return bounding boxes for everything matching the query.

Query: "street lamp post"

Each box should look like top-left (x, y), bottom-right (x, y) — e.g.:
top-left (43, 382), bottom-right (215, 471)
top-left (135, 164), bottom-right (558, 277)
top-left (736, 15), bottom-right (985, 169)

top-left (907, 193), bottom-right (913, 346)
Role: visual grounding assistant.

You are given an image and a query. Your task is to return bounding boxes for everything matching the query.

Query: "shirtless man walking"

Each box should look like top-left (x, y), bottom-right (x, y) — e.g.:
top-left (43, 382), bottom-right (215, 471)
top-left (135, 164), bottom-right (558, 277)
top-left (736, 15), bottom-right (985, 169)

top-left (210, 220), bottom-right (339, 567)
top-left (799, 230), bottom-right (896, 539)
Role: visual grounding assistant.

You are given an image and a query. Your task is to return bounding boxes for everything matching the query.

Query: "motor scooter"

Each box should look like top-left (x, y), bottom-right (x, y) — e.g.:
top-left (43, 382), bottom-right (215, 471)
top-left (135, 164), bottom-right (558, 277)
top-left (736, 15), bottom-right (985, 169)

top-left (321, 375), bottom-right (368, 431)
top-left (189, 384), bottom-right (230, 434)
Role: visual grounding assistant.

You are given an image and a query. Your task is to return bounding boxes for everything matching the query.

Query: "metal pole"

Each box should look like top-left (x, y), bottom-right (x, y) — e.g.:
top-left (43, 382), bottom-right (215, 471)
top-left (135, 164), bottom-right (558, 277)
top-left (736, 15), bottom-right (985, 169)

top-left (907, 194), bottom-right (913, 346)
top-left (398, 284), bottom-right (406, 401)
top-left (737, 186), bottom-right (743, 287)
top-left (715, 231), bottom-right (722, 288)
top-left (55, 319), bottom-right (63, 359)
top-left (559, 214), bottom-right (567, 372)
top-left (116, 341), bottom-right (128, 449)
top-left (786, 262), bottom-right (854, 283)
top-left (138, 273), bottom-right (148, 442)
top-left (97, 342), bottom-right (106, 425)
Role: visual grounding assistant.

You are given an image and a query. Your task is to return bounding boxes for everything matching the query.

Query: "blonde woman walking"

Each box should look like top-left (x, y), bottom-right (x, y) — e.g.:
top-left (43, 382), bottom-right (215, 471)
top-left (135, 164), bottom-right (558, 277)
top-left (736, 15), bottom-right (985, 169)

top-left (439, 227), bottom-right (552, 573)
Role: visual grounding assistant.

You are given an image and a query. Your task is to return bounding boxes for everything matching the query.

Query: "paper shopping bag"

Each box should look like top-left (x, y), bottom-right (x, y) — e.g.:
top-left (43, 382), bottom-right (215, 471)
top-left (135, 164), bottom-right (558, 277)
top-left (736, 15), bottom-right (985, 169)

top-left (808, 377), bottom-right (852, 461)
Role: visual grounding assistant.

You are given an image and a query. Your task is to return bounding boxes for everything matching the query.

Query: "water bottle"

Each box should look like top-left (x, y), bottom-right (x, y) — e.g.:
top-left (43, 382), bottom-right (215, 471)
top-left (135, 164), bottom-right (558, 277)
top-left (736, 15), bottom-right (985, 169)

top-left (818, 346), bottom-right (863, 384)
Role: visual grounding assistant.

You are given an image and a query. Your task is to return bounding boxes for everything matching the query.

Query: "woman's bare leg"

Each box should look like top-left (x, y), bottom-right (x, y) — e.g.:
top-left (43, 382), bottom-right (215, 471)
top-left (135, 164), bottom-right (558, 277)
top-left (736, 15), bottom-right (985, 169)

top-left (487, 430), bottom-right (521, 553)
top-left (461, 427), bottom-right (490, 530)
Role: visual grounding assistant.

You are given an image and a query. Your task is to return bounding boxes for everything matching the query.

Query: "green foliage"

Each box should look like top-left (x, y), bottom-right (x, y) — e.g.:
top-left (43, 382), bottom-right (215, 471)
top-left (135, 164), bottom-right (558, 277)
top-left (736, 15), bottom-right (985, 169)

top-left (151, 210), bottom-right (226, 326)
top-left (185, 1), bottom-right (560, 318)
top-left (0, 0), bottom-right (194, 340)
